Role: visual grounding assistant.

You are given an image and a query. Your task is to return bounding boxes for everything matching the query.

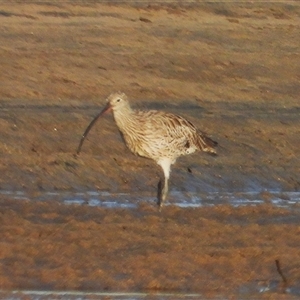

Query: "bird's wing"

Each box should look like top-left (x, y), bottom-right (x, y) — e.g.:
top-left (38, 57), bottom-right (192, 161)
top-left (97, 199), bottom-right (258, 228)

top-left (133, 109), bottom-right (216, 153)
top-left (137, 111), bottom-right (192, 135)
top-left (147, 111), bottom-right (217, 152)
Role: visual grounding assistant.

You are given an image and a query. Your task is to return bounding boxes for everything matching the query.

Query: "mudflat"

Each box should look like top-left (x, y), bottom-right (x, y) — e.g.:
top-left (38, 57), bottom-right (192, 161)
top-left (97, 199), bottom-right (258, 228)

top-left (0, 1), bottom-right (299, 298)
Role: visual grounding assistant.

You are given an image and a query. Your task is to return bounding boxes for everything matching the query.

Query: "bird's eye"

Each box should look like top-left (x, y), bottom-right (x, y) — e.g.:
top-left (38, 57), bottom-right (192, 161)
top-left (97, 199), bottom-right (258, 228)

top-left (116, 98), bottom-right (121, 102)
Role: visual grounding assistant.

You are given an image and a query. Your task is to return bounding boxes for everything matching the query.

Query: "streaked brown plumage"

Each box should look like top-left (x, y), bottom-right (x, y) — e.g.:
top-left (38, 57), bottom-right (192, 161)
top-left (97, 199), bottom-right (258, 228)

top-left (77, 92), bottom-right (217, 208)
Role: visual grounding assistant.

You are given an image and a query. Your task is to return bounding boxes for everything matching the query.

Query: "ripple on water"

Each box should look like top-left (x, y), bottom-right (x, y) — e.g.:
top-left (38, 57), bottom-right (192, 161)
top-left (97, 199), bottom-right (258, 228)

top-left (1, 283), bottom-right (300, 299)
top-left (0, 190), bottom-right (299, 209)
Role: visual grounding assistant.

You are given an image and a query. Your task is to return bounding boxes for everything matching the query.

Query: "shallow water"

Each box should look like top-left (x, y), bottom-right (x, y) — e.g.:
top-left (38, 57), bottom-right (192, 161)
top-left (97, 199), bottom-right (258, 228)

top-left (0, 290), bottom-right (202, 300)
top-left (1, 282), bottom-right (300, 300)
top-left (1, 190), bottom-right (299, 209)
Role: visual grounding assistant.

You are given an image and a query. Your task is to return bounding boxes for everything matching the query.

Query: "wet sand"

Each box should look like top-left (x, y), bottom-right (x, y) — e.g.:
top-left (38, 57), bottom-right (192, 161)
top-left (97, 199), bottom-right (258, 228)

top-left (0, 1), bottom-right (300, 298)
top-left (1, 198), bottom-right (300, 298)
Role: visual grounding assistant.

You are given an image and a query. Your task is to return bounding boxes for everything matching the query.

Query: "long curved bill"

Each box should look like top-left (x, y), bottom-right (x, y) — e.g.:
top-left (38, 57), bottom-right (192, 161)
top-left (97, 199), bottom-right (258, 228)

top-left (76, 103), bottom-right (112, 155)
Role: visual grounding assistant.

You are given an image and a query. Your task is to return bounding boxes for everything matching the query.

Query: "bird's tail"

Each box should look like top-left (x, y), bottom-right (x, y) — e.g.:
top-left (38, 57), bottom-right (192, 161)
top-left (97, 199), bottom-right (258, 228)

top-left (197, 133), bottom-right (218, 155)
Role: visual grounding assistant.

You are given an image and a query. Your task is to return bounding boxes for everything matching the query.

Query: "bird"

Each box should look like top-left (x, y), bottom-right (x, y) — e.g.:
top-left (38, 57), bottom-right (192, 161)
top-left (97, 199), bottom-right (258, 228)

top-left (77, 92), bottom-right (217, 208)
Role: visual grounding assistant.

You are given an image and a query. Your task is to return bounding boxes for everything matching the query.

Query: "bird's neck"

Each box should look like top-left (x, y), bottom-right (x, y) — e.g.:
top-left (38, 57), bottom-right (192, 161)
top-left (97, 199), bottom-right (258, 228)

top-left (112, 106), bottom-right (135, 133)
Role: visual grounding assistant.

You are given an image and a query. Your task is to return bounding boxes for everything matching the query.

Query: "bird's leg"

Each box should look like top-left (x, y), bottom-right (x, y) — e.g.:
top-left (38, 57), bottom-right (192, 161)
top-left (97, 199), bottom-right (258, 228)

top-left (157, 158), bottom-right (172, 209)
top-left (161, 176), bottom-right (169, 203)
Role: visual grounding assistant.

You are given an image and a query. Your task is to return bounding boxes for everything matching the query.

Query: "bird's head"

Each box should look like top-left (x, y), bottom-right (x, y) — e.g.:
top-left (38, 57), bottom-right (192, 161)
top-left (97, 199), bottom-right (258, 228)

top-left (105, 92), bottom-right (130, 113)
top-left (76, 92), bottom-right (130, 154)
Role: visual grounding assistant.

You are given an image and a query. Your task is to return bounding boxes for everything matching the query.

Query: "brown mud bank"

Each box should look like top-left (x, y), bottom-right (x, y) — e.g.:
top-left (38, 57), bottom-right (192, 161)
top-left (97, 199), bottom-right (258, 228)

top-left (0, 1), bottom-right (299, 298)
top-left (1, 198), bottom-right (300, 298)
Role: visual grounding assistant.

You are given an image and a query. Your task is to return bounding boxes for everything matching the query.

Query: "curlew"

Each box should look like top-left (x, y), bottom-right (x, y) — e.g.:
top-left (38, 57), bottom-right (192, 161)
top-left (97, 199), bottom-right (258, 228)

top-left (77, 92), bottom-right (217, 208)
